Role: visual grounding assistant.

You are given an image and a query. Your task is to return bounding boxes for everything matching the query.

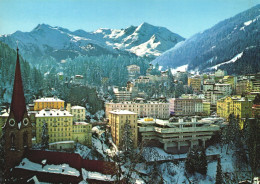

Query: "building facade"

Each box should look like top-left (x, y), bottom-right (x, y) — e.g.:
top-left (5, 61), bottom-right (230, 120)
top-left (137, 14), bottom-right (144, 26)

top-left (34, 97), bottom-right (65, 111)
top-left (138, 117), bottom-right (219, 154)
top-left (67, 104), bottom-right (86, 122)
top-left (105, 101), bottom-right (170, 119)
top-left (72, 122), bottom-right (92, 147)
top-left (188, 76), bottom-right (201, 92)
top-left (35, 109), bottom-right (73, 143)
top-left (169, 97), bottom-right (203, 116)
top-left (108, 110), bottom-right (138, 149)
top-left (217, 96), bottom-right (253, 127)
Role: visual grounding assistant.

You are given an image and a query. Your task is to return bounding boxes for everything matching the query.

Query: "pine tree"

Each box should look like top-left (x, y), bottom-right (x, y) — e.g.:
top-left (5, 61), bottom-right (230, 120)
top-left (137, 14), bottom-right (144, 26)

top-left (41, 122), bottom-right (49, 150)
top-left (215, 158), bottom-right (223, 184)
top-left (197, 148), bottom-right (208, 175)
top-left (122, 119), bottom-right (134, 159)
top-left (185, 148), bottom-right (197, 174)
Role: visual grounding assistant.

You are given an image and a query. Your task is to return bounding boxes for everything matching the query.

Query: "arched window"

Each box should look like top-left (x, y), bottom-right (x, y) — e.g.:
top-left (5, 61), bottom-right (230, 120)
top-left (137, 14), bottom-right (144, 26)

top-left (23, 132), bottom-right (28, 147)
top-left (10, 133), bottom-right (15, 150)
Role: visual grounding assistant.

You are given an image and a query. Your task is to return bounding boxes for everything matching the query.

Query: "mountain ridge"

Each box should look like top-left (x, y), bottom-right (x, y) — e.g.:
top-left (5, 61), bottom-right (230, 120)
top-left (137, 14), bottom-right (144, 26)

top-left (0, 22), bottom-right (184, 62)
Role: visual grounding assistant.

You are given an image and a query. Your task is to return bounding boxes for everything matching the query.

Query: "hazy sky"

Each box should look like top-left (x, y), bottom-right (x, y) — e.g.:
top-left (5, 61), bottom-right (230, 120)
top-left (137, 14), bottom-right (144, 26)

top-left (0, 0), bottom-right (259, 38)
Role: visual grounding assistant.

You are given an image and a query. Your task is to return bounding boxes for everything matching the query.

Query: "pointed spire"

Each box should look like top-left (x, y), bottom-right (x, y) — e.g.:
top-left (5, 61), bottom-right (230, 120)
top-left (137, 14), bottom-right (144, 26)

top-left (10, 46), bottom-right (27, 123)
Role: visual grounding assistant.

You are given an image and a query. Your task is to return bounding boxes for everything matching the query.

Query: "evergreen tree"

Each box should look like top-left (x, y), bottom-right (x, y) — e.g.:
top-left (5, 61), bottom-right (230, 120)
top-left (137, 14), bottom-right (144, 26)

top-left (122, 119), bottom-right (134, 159)
top-left (215, 158), bottom-right (223, 184)
top-left (41, 122), bottom-right (49, 150)
top-left (185, 148), bottom-right (197, 174)
top-left (197, 148), bottom-right (208, 175)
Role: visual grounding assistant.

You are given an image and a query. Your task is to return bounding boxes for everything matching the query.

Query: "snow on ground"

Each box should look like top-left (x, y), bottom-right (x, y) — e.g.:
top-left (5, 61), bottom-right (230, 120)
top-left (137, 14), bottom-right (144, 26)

top-left (75, 143), bottom-right (92, 159)
top-left (16, 158), bottom-right (80, 176)
top-left (210, 52), bottom-right (243, 70)
top-left (171, 64), bottom-right (188, 75)
top-left (92, 129), bottom-right (118, 159)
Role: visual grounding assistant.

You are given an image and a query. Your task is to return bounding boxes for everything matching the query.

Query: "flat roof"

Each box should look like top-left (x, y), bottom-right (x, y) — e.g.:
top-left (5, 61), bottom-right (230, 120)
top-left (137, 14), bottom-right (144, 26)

top-left (109, 110), bottom-right (137, 115)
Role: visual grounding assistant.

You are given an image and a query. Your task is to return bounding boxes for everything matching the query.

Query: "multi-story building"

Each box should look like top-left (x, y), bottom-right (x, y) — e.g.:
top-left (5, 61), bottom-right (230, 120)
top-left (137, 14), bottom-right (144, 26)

top-left (188, 76), bottom-right (201, 92)
top-left (204, 90), bottom-right (225, 105)
top-left (203, 79), bottom-right (215, 92)
top-left (169, 96), bottom-right (203, 116)
top-left (35, 109), bottom-right (92, 146)
top-left (217, 96), bottom-right (253, 127)
top-left (215, 83), bottom-right (232, 96)
top-left (215, 69), bottom-right (227, 78)
top-left (246, 73), bottom-right (260, 93)
top-left (236, 79), bottom-right (249, 95)
top-left (127, 65), bottom-right (140, 79)
top-left (105, 101), bottom-right (169, 119)
top-left (203, 101), bottom-right (211, 116)
top-left (113, 86), bottom-right (132, 102)
top-left (138, 117), bottom-right (220, 154)
top-left (67, 104), bottom-right (86, 122)
top-left (108, 110), bottom-right (138, 149)
top-left (222, 75), bottom-right (237, 91)
top-left (72, 122), bottom-right (92, 147)
top-left (135, 76), bottom-right (150, 83)
top-left (34, 97), bottom-right (65, 111)
top-left (35, 109), bottom-right (73, 143)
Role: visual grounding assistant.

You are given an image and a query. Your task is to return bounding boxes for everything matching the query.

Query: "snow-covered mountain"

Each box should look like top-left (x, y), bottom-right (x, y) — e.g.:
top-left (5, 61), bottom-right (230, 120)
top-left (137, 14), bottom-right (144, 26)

top-left (152, 4), bottom-right (260, 74)
top-left (0, 22), bottom-right (184, 62)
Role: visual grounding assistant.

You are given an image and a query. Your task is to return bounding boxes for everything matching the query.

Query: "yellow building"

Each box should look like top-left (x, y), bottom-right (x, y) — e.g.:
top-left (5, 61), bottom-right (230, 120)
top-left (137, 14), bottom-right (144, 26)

top-left (188, 76), bottom-right (201, 92)
top-left (223, 75), bottom-right (237, 90)
top-left (34, 97), bottom-right (65, 111)
top-left (203, 101), bottom-right (211, 116)
top-left (36, 109), bottom-right (92, 147)
top-left (35, 109), bottom-right (73, 143)
top-left (217, 96), bottom-right (253, 127)
top-left (108, 110), bottom-right (138, 149)
top-left (66, 104), bottom-right (86, 122)
top-left (72, 122), bottom-right (92, 147)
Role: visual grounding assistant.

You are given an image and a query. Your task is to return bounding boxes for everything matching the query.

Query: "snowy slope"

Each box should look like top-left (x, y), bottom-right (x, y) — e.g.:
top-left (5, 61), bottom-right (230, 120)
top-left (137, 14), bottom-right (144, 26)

top-left (0, 23), bottom-right (184, 62)
top-left (152, 4), bottom-right (260, 73)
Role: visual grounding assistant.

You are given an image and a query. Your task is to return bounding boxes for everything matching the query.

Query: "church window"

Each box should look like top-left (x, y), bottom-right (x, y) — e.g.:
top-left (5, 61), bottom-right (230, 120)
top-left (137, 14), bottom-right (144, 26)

top-left (11, 133), bottom-right (15, 149)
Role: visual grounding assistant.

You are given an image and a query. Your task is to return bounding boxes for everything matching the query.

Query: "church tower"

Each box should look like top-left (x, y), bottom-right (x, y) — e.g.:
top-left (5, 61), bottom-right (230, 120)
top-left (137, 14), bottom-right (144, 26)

top-left (3, 47), bottom-right (32, 170)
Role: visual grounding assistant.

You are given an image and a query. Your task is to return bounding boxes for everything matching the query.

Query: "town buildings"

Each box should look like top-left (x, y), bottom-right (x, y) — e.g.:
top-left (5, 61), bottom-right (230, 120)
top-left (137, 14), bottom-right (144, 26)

top-left (35, 109), bottom-right (73, 143)
top-left (169, 95), bottom-right (203, 116)
top-left (35, 108), bottom-right (92, 147)
top-left (188, 76), bottom-right (201, 92)
top-left (217, 96), bottom-right (253, 127)
top-left (138, 117), bottom-right (220, 154)
top-left (33, 97), bottom-right (65, 111)
top-left (66, 104), bottom-right (86, 122)
top-left (105, 100), bottom-right (170, 119)
top-left (108, 110), bottom-right (138, 149)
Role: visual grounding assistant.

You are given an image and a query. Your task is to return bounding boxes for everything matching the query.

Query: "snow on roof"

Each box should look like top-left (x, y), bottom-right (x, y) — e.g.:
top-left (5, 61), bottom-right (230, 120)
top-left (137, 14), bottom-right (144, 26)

top-left (109, 110), bottom-right (137, 115)
top-left (71, 106), bottom-right (85, 110)
top-left (34, 97), bottom-right (64, 103)
top-left (74, 122), bottom-right (90, 126)
top-left (49, 141), bottom-right (75, 145)
top-left (0, 112), bottom-right (9, 117)
top-left (35, 109), bottom-right (73, 117)
top-left (16, 158), bottom-right (80, 177)
top-left (82, 168), bottom-right (117, 181)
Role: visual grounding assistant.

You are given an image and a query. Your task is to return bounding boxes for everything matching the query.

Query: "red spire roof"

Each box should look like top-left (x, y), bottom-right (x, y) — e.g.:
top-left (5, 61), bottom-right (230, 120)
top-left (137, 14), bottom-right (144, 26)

top-left (10, 47), bottom-right (27, 122)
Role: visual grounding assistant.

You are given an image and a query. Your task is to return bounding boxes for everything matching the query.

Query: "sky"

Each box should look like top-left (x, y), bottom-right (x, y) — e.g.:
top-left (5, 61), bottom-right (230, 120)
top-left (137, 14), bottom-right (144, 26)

top-left (0, 0), bottom-right (260, 38)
